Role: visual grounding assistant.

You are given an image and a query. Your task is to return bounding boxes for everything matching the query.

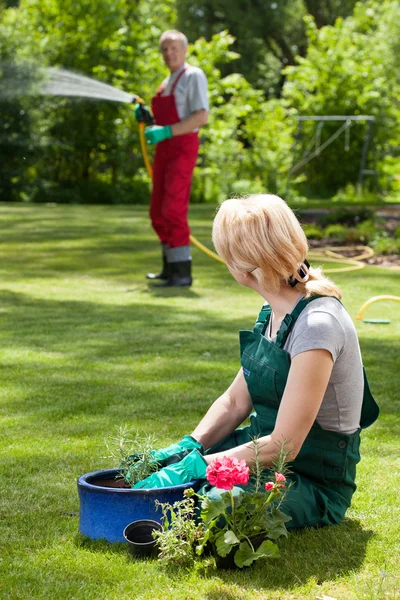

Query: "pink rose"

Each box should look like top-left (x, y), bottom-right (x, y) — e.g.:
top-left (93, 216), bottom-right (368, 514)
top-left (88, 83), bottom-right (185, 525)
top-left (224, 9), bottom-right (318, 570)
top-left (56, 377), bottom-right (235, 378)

top-left (206, 456), bottom-right (250, 490)
top-left (275, 472), bottom-right (286, 483)
top-left (265, 482), bottom-right (274, 491)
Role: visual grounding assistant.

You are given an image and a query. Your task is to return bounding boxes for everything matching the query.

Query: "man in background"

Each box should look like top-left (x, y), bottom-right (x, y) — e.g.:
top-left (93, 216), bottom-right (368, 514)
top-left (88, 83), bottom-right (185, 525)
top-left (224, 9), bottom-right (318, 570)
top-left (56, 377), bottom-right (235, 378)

top-left (135, 30), bottom-right (209, 287)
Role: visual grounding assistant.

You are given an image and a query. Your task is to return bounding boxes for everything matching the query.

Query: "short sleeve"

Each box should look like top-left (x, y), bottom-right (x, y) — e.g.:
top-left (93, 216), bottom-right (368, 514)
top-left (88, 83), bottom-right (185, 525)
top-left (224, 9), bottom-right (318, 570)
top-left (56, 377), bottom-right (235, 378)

top-left (286, 310), bottom-right (345, 363)
top-left (187, 69), bottom-right (209, 113)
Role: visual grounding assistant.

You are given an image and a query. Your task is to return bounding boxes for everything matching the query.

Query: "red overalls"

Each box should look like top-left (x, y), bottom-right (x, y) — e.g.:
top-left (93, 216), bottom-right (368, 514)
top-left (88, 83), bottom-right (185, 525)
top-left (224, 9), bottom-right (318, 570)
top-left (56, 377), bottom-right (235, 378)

top-left (150, 67), bottom-right (200, 248)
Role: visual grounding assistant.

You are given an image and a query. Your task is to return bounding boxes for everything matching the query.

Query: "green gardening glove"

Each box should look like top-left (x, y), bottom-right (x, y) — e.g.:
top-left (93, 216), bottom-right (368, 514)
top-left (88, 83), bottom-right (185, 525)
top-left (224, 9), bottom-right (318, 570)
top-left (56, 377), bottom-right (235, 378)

top-left (124, 435), bottom-right (204, 484)
top-left (127, 435), bottom-right (203, 469)
top-left (133, 449), bottom-right (207, 489)
top-left (133, 103), bottom-right (154, 125)
top-left (145, 124), bottom-right (172, 145)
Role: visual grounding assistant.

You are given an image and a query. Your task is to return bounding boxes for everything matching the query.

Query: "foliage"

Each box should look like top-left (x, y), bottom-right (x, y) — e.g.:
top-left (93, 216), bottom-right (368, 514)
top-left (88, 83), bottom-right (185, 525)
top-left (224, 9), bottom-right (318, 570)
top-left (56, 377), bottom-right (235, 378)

top-left (302, 223), bottom-right (324, 239)
top-left (324, 223), bottom-right (350, 242)
top-left (321, 206), bottom-right (375, 227)
top-left (197, 442), bottom-right (291, 569)
top-left (189, 33), bottom-right (295, 202)
top-left (153, 489), bottom-right (205, 568)
top-left (103, 426), bottom-right (159, 485)
top-left (1, 0), bottom-right (400, 202)
top-left (283, 0), bottom-right (400, 196)
top-left (0, 0), bottom-right (175, 202)
top-left (371, 234), bottom-right (400, 255)
top-left (177, 0), bottom-right (360, 92)
top-left (331, 183), bottom-right (382, 205)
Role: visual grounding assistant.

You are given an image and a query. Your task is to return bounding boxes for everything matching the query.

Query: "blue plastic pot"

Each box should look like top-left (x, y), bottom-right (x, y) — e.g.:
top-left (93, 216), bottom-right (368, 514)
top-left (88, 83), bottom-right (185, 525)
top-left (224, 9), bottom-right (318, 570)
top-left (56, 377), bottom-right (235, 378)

top-left (77, 468), bottom-right (200, 543)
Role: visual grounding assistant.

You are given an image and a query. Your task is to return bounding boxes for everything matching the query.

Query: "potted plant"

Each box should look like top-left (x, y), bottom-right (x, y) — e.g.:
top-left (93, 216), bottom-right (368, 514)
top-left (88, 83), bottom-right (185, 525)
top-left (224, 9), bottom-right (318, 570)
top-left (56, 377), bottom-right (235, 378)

top-left (77, 428), bottom-right (200, 543)
top-left (197, 453), bottom-right (291, 569)
top-left (151, 442), bottom-right (291, 570)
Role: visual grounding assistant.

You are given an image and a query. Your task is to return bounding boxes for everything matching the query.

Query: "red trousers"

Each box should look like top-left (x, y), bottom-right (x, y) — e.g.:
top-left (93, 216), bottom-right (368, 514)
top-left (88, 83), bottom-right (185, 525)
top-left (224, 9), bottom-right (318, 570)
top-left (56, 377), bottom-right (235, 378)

top-left (150, 134), bottom-right (199, 248)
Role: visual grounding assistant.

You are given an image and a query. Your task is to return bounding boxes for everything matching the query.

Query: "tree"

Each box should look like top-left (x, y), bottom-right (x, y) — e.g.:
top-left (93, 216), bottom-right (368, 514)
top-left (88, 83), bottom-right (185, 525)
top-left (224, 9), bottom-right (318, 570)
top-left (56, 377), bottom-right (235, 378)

top-left (177, 0), bottom-right (363, 93)
top-left (282, 0), bottom-right (400, 195)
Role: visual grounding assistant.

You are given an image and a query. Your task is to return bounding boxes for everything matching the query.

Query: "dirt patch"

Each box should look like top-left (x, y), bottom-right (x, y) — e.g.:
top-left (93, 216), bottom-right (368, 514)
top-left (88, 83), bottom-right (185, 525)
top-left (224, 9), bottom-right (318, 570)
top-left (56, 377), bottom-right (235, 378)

top-left (309, 239), bottom-right (400, 267)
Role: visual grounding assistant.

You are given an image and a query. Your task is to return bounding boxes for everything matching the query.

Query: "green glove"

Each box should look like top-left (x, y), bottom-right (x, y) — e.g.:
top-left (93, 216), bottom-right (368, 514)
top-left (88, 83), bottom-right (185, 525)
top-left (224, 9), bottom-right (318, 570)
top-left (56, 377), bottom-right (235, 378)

top-left (133, 449), bottom-right (207, 489)
top-left (133, 104), bottom-right (154, 125)
top-left (145, 125), bottom-right (172, 145)
top-left (126, 435), bottom-right (203, 471)
top-left (154, 435), bottom-right (204, 466)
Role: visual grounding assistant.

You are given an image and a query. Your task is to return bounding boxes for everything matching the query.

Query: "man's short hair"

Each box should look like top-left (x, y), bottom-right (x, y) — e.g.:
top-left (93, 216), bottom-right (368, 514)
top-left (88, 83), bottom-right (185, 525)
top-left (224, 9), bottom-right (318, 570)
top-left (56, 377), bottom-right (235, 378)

top-left (159, 30), bottom-right (188, 49)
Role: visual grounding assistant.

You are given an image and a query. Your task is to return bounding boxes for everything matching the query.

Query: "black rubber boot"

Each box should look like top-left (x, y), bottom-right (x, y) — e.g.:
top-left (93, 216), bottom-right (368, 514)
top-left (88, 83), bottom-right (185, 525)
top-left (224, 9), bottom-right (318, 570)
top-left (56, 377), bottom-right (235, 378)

top-left (146, 255), bottom-right (169, 280)
top-left (153, 260), bottom-right (192, 287)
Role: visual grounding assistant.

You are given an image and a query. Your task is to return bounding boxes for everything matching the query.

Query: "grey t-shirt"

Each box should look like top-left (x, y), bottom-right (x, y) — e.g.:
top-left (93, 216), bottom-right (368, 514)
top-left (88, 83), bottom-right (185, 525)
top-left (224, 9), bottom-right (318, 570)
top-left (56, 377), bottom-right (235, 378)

top-left (266, 297), bottom-right (364, 434)
top-left (160, 62), bottom-right (209, 123)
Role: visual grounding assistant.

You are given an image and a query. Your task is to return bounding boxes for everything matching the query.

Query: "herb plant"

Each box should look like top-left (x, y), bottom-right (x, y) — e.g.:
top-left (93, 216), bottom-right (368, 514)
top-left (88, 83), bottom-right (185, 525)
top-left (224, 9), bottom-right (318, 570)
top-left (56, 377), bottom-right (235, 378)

top-left (103, 426), bottom-right (159, 486)
top-left (152, 489), bottom-right (205, 568)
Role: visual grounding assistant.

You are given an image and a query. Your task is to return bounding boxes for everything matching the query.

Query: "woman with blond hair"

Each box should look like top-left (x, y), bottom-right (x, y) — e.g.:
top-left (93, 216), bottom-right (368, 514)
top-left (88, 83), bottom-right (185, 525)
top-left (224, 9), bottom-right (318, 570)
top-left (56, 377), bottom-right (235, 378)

top-left (134, 194), bottom-right (379, 529)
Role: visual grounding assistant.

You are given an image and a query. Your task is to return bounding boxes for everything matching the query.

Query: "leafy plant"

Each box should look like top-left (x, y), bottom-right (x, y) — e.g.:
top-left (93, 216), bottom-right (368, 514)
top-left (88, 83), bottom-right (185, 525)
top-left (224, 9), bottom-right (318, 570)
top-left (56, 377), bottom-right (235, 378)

top-left (103, 426), bottom-right (159, 486)
top-left (321, 207), bottom-right (375, 227)
top-left (302, 223), bottom-right (324, 239)
top-left (197, 441), bottom-right (291, 569)
top-left (371, 235), bottom-right (400, 255)
top-left (324, 223), bottom-right (349, 241)
top-left (152, 489), bottom-right (205, 568)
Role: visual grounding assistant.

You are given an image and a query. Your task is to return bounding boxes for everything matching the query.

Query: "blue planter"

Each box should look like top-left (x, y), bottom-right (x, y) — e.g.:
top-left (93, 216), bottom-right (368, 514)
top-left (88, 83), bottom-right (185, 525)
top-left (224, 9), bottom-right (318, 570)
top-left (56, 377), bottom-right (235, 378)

top-left (77, 468), bottom-right (200, 543)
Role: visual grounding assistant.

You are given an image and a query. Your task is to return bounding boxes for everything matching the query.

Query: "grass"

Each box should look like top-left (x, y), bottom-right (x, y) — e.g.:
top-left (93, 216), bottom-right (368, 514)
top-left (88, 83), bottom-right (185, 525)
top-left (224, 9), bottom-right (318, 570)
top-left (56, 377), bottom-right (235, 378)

top-left (0, 202), bottom-right (399, 600)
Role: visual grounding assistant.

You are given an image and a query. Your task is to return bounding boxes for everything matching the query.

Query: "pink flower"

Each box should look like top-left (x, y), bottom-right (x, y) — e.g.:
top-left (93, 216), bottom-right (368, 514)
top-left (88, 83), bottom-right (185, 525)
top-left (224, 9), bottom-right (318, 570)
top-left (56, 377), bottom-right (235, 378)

top-left (275, 472), bottom-right (286, 483)
top-left (265, 482), bottom-right (274, 491)
top-left (206, 456), bottom-right (250, 490)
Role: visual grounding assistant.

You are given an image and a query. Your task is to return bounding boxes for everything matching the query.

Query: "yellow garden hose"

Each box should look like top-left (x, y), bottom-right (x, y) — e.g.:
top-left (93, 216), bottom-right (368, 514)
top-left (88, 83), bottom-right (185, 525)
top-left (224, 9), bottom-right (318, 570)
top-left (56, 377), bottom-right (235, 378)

top-left (356, 295), bottom-right (400, 320)
top-left (138, 123), bottom-right (379, 272)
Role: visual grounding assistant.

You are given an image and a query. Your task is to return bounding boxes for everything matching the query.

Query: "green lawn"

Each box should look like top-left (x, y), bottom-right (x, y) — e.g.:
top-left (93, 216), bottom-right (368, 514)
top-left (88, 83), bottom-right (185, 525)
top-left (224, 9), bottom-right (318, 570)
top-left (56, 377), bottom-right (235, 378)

top-left (0, 203), bottom-right (399, 600)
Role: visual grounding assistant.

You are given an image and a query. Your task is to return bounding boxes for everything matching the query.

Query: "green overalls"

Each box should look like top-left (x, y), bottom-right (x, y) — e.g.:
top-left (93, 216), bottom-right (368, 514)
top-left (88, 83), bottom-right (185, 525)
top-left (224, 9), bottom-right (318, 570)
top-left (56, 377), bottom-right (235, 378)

top-left (206, 296), bottom-right (379, 529)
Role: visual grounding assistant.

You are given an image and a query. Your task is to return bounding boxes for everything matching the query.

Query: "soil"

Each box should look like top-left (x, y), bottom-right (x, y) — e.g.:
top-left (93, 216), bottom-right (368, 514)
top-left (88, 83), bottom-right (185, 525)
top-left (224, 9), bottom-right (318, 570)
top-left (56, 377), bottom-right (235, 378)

top-left (94, 477), bottom-right (131, 488)
top-left (301, 207), bottom-right (400, 268)
top-left (308, 239), bottom-right (400, 267)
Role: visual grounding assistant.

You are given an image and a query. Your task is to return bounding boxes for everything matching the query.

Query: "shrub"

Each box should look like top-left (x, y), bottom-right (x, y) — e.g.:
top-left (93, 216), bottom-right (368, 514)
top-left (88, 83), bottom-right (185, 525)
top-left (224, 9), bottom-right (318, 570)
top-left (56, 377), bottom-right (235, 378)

top-left (324, 224), bottom-right (348, 241)
top-left (321, 207), bottom-right (375, 227)
top-left (371, 236), bottom-right (400, 255)
top-left (302, 223), bottom-right (324, 239)
top-left (355, 219), bottom-right (382, 243)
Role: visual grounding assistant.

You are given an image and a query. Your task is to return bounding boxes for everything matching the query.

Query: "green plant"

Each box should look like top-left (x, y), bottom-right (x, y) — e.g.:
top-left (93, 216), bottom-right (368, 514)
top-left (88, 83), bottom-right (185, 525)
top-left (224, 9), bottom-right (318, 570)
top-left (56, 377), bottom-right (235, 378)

top-left (152, 489), bottom-right (205, 568)
top-left (321, 207), bottom-right (375, 227)
top-left (324, 223), bottom-right (349, 241)
top-left (103, 426), bottom-right (159, 486)
top-left (302, 223), bottom-right (324, 239)
top-left (355, 219), bottom-right (382, 244)
top-left (197, 442), bottom-right (291, 568)
top-left (371, 235), bottom-right (400, 255)
top-left (331, 184), bottom-right (380, 205)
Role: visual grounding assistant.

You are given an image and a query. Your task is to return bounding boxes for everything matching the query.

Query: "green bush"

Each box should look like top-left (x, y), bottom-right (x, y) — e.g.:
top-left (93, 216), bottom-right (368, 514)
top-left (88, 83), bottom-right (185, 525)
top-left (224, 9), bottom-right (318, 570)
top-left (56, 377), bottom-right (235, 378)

top-left (324, 224), bottom-right (349, 241)
top-left (331, 184), bottom-right (381, 205)
top-left (321, 207), bottom-right (374, 227)
top-left (371, 235), bottom-right (400, 255)
top-left (355, 219), bottom-right (382, 243)
top-left (283, 1), bottom-right (400, 195)
top-left (302, 223), bottom-right (324, 239)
